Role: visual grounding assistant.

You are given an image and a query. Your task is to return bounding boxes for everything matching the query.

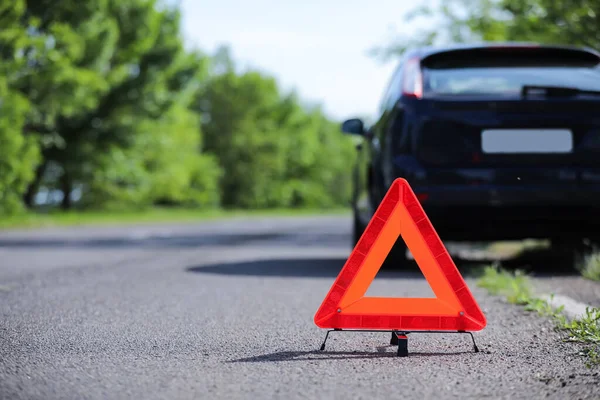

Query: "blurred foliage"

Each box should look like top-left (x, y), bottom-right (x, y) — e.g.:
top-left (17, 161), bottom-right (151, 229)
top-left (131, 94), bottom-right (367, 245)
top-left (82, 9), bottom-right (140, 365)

top-left (0, 77), bottom-right (41, 214)
top-left (197, 50), bottom-right (356, 209)
top-left (370, 0), bottom-right (600, 60)
top-left (0, 0), bottom-right (357, 215)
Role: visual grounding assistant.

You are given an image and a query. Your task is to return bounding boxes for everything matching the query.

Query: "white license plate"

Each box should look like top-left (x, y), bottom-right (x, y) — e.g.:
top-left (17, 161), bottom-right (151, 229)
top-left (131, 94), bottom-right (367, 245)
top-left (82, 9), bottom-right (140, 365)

top-left (481, 129), bottom-right (573, 154)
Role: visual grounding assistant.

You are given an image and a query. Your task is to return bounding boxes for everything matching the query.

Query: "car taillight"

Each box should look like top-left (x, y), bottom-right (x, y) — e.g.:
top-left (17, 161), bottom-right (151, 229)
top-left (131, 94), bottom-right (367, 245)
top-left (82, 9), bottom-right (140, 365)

top-left (402, 57), bottom-right (423, 99)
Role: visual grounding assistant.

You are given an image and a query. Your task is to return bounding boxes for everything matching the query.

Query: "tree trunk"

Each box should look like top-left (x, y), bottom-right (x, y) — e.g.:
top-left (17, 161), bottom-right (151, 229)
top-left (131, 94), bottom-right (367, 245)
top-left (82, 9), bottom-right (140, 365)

top-left (60, 171), bottom-right (72, 210)
top-left (23, 161), bottom-right (48, 208)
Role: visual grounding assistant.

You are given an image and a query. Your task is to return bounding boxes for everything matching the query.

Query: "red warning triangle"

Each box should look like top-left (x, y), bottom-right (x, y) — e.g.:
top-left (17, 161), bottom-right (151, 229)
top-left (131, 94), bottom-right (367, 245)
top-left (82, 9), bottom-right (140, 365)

top-left (314, 178), bottom-right (486, 332)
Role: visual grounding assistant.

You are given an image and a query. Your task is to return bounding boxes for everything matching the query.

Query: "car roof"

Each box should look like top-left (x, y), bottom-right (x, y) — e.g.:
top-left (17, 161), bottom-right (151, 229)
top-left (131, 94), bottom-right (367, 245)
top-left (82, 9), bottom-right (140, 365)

top-left (404, 42), bottom-right (600, 60)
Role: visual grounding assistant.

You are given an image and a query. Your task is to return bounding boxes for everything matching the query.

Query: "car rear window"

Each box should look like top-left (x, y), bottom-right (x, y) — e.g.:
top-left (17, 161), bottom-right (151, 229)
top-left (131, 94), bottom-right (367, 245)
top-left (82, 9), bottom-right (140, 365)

top-left (420, 47), bottom-right (600, 96)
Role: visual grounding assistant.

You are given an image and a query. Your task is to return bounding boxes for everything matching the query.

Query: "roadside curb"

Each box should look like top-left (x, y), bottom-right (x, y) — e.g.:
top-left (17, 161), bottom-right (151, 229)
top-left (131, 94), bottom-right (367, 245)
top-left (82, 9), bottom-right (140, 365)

top-left (539, 293), bottom-right (594, 320)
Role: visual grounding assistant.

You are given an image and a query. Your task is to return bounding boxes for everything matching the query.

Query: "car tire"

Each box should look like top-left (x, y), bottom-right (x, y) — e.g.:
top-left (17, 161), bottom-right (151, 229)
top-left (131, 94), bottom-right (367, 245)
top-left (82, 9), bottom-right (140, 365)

top-left (549, 237), bottom-right (589, 271)
top-left (352, 210), bottom-right (411, 270)
top-left (382, 241), bottom-right (412, 271)
top-left (352, 210), bottom-right (364, 248)
top-left (583, 236), bottom-right (600, 251)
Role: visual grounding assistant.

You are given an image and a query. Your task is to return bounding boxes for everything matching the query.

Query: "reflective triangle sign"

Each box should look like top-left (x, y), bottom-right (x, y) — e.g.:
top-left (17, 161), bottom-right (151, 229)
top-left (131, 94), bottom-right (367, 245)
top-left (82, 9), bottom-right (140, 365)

top-left (314, 178), bottom-right (487, 332)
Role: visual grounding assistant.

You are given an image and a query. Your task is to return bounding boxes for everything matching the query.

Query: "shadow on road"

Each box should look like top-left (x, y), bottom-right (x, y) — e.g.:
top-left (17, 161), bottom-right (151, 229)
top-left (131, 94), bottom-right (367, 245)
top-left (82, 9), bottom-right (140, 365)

top-left (227, 348), bottom-right (477, 362)
top-left (186, 257), bottom-right (423, 279)
top-left (186, 256), bottom-right (487, 279)
top-left (186, 244), bottom-right (581, 279)
top-left (1, 224), bottom-right (582, 278)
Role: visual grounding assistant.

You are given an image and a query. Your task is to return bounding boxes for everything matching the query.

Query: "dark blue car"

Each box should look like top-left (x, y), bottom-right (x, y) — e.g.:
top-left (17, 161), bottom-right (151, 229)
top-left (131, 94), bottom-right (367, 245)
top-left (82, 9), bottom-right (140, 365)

top-left (343, 43), bottom-right (600, 268)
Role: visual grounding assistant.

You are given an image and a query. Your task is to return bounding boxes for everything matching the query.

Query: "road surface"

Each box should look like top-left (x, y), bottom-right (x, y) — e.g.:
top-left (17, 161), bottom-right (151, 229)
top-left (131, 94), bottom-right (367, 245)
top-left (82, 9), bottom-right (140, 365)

top-left (1, 215), bottom-right (598, 399)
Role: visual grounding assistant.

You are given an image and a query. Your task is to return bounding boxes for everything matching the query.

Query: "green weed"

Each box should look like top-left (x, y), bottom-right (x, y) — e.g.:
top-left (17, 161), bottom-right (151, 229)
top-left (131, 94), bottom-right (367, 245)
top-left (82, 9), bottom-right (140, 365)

top-left (524, 295), bottom-right (564, 319)
top-left (476, 263), bottom-right (600, 367)
top-left (476, 263), bottom-right (532, 305)
top-left (578, 250), bottom-right (600, 282)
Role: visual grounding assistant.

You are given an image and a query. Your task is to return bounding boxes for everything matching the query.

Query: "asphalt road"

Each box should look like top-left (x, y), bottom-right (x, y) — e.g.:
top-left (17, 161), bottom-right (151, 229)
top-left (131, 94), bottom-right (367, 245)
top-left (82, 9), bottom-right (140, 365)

top-left (1, 215), bottom-right (599, 399)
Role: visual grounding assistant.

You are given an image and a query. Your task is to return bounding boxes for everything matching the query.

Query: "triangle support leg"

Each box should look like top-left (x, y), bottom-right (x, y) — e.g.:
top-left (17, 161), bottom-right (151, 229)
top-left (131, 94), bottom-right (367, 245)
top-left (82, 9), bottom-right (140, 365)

top-left (466, 331), bottom-right (480, 353)
top-left (319, 329), bottom-right (341, 351)
top-left (316, 329), bottom-right (482, 355)
top-left (393, 331), bottom-right (409, 357)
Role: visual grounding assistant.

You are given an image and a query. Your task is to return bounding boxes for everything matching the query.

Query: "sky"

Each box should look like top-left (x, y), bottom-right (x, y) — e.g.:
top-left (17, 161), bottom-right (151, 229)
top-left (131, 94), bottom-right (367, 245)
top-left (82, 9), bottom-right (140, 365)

top-left (179, 0), bottom-right (428, 121)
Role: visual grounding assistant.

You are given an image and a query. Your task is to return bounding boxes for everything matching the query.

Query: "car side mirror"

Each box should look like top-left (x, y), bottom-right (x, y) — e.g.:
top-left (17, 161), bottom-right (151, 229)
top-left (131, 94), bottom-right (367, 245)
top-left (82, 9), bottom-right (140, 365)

top-left (341, 118), bottom-right (365, 135)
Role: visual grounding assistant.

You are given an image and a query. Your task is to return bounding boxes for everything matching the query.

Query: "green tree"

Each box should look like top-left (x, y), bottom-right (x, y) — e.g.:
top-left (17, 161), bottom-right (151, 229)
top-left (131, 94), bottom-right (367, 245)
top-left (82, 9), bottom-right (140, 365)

top-left (0, 79), bottom-right (41, 214)
top-left (3, 0), bottom-right (220, 211)
top-left (197, 48), bottom-right (356, 209)
top-left (274, 96), bottom-right (356, 208)
top-left (85, 104), bottom-right (222, 210)
top-left (197, 56), bottom-right (288, 208)
top-left (0, 1), bottom-right (43, 213)
top-left (79, 4), bottom-right (221, 209)
top-left (2, 0), bottom-right (356, 215)
top-left (3, 0), bottom-right (117, 208)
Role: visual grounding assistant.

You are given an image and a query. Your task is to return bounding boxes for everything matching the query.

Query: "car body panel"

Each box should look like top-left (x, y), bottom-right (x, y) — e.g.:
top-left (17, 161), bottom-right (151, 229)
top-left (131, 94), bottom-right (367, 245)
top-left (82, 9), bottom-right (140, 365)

top-left (346, 43), bottom-right (600, 242)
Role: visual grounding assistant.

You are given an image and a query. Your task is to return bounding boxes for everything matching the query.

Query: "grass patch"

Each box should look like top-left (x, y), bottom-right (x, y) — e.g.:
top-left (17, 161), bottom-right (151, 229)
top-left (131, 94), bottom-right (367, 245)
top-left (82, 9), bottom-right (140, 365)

top-left (476, 263), bottom-right (600, 368)
top-left (476, 263), bottom-right (533, 305)
top-left (0, 207), bottom-right (351, 230)
top-left (577, 250), bottom-right (600, 282)
top-left (562, 307), bottom-right (600, 366)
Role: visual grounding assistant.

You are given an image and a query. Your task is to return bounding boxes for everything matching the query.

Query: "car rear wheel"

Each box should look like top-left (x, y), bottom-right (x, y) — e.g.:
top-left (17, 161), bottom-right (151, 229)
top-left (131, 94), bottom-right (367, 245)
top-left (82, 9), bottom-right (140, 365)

top-left (352, 210), bottom-right (364, 247)
top-left (382, 241), bottom-right (411, 270)
top-left (549, 237), bottom-right (593, 270)
top-left (352, 210), bottom-right (411, 270)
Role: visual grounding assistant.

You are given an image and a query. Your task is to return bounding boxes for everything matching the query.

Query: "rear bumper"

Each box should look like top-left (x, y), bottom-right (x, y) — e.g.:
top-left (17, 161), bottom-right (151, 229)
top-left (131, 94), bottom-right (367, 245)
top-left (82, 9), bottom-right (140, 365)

top-left (386, 160), bottom-right (600, 240)
top-left (413, 183), bottom-right (600, 206)
top-left (423, 204), bottom-right (600, 241)
top-left (407, 185), bottom-right (600, 241)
